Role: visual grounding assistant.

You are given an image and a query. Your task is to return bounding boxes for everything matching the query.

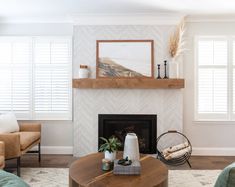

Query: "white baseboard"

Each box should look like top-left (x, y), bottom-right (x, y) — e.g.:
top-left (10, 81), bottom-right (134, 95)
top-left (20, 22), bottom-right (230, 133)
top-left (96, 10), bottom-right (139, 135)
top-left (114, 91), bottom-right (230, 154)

top-left (37, 146), bottom-right (73, 155)
top-left (36, 146), bottom-right (235, 156)
top-left (192, 147), bottom-right (235, 156)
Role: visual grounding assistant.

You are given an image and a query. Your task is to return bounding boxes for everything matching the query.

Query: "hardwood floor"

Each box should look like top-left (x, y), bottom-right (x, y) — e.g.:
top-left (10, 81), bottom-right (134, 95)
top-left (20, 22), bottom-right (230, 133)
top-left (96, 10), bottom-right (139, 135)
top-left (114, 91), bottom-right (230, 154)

top-left (6, 154), bottom-right (76, 169)
top-left (5, 154), bottom-right (235, 170)
top-left (169, 156), bottom-right (235, 170)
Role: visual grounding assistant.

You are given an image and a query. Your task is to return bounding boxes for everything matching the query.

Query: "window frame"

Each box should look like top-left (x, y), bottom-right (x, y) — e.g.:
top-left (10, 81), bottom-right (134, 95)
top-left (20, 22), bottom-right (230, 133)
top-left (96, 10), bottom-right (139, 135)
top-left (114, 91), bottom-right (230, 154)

top-left (194, 35), bottom-right (235, 122)
top-left (0, 36), bottom-right (73, 121)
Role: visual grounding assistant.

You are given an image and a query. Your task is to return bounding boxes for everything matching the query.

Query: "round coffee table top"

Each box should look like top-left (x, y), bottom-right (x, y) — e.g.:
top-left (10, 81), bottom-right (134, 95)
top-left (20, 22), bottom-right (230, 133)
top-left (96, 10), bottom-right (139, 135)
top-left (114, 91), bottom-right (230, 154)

top-left (69, 152), bottom-right (168, 187)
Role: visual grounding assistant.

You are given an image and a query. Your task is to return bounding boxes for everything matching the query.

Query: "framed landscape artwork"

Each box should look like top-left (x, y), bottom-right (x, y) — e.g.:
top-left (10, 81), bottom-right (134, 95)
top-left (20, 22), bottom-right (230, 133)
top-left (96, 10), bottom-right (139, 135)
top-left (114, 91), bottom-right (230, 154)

top-left (96, 40), bottom-right (154, 78)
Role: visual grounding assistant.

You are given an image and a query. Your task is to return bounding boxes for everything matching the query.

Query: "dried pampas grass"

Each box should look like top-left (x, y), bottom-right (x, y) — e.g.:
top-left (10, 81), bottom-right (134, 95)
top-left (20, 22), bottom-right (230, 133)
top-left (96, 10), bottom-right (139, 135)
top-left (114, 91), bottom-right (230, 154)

top-left (169, 18), bottom-right (186, 59)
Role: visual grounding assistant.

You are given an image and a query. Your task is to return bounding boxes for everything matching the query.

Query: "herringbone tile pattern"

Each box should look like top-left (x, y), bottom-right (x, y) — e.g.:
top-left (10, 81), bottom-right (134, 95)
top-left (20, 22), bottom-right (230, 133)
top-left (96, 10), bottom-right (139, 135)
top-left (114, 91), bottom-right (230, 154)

top-left (73, 25), bottom-right (183, 157)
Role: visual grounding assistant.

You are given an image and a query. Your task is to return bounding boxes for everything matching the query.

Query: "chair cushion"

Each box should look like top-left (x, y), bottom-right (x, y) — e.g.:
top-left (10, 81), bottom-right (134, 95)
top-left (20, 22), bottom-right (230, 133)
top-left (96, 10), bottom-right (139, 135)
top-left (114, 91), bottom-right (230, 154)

top-left (15, 132), bottom-right (40, 150)
top-left (214, 162), bottom-right (235, 187)
top-left (0, 113), bottom-right (19, 133)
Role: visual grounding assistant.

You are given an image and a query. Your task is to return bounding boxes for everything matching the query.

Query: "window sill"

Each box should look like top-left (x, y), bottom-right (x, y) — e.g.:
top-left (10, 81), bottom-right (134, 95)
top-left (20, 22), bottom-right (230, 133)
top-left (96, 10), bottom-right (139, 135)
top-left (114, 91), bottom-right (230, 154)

top-left (193, 120), bottom-right (235, 125)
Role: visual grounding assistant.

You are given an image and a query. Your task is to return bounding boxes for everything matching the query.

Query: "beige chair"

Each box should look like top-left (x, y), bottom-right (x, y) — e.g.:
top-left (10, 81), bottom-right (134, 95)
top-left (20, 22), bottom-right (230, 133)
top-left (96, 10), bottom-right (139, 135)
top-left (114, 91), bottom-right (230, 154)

top-left (0, 122), bottom-right (41, 176)
top-left (0, 141), bottom-right (5, 169)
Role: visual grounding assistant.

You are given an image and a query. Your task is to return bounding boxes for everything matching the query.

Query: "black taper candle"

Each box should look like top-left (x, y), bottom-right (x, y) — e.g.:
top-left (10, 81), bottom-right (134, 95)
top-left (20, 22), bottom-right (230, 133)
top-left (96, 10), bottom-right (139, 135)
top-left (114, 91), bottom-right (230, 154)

top-left (164, 60), bottom-right (168, 79)
top-left (157, 64), bottom-right (161, 79)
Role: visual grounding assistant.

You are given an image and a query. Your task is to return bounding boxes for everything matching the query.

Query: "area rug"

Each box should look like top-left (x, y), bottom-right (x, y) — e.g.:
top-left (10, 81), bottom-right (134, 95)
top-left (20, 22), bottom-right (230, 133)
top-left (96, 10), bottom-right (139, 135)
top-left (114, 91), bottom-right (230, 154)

top-left (20, 168), bottom-right (221, 187)
top-left (169, 170), bottom-right (221, 187)
top-left (20, 168), bottom-right (68, 187)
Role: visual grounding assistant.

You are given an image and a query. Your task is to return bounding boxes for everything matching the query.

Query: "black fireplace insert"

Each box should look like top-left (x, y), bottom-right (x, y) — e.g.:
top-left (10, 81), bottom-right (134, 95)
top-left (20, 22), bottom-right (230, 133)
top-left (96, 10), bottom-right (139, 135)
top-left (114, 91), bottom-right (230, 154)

top-left (98, 114), bottom-right (157, 154)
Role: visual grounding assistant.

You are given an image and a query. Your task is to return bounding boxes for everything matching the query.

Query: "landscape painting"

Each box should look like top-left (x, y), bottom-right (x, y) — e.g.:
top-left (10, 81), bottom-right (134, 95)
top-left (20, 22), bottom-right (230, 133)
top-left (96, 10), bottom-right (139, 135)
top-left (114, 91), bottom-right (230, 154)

top-left (96, 40), bottom-right (154, 78)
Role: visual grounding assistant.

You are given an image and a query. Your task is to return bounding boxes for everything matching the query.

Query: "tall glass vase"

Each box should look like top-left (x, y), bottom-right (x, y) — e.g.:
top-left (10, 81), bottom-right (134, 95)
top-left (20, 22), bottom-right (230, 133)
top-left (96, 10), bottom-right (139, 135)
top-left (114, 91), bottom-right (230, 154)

top-left (169, 59), bottom-right (179, 79)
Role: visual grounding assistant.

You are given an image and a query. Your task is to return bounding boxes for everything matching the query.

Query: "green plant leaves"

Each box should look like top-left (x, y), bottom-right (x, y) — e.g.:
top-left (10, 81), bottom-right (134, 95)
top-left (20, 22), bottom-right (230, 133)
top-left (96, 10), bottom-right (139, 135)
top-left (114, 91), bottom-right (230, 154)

top-left (98, 136), bottom-right (122, 153)
top-left (100, 137), bottom-right (108, 143)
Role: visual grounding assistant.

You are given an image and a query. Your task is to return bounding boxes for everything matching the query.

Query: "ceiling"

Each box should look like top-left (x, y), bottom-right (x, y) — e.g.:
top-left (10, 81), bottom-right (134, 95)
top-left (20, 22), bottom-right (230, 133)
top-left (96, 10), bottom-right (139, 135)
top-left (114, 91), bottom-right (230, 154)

top-left (0, 0), bottom-right (235, 22)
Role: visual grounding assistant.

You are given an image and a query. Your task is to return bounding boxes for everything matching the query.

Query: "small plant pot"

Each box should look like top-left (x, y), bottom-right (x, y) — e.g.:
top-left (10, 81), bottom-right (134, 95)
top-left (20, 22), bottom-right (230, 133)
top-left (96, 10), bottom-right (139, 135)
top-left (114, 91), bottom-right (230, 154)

top-left (104, 151), bottom-right (116, 162)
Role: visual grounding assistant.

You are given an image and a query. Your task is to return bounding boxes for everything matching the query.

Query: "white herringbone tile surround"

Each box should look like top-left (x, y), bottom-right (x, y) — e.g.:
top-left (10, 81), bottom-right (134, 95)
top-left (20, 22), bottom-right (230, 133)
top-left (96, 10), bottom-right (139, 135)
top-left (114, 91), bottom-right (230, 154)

top-left (73, 25), bottom-right (183, 157)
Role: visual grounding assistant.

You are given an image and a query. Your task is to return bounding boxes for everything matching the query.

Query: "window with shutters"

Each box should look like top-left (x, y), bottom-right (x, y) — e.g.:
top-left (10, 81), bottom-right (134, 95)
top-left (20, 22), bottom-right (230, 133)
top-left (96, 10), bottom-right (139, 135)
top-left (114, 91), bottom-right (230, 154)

top-left (195, 36), bottom-right (234, 121)
top-left (0, 36), bottom-right (72, 120)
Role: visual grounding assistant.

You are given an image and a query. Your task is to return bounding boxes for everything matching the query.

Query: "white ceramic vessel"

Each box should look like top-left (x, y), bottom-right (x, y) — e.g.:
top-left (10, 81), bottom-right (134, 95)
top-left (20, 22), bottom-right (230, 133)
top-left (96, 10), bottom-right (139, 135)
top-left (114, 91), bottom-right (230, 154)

top-left (78, 68), bottom-right (89, 78)
top-left (123, 133), bottom-right (140, 161)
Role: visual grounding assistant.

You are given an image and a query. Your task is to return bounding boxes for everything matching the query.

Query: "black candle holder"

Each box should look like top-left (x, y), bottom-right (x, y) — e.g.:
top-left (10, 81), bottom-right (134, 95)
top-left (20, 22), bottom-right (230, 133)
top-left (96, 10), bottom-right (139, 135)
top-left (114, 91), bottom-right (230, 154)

top-left (157, 64), bottom-right (161, 79)
top-left (164, 60), bottom-right (168, 79)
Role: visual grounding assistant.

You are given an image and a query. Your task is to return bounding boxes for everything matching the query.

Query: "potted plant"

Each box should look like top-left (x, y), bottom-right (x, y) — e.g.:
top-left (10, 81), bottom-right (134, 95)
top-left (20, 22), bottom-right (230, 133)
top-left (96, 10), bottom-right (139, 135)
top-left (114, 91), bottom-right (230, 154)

top-left (99, 136), bottom-right (121, 161)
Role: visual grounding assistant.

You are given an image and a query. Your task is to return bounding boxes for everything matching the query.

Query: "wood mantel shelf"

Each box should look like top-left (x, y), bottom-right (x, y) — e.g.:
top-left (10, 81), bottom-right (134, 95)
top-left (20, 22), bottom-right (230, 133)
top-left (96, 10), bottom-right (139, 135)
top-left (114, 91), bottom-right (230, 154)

top-left (73, 78), bottom-right (185, 89)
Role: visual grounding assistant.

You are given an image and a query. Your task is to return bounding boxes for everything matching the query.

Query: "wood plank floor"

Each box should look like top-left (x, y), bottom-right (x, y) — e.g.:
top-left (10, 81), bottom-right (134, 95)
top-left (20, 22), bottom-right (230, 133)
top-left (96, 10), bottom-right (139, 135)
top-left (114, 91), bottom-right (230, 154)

top-left (169, 156), bottom-right (235, 170)
top-left (5, 154), bottom-right (235, 170)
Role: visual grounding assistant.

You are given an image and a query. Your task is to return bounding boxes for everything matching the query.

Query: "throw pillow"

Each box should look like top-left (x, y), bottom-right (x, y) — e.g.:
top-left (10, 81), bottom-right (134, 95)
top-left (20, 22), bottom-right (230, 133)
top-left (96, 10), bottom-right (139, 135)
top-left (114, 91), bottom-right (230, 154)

top-left (0, 170), bottom-right (29, 187)
top-left (214, 162), bottom-right (235, 187)
top-left (0, 113), bottom-right (19, 133)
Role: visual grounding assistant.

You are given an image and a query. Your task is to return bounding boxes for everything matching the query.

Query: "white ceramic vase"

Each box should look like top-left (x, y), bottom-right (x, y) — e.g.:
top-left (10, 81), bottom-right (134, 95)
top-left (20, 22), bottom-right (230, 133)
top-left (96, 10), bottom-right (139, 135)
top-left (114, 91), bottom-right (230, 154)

top-left (123, 133), bottom-right (140, 161)
top-left (169, 59), bottom-right (179, 79)
top-left (104, 150), bottom-right (116, 162)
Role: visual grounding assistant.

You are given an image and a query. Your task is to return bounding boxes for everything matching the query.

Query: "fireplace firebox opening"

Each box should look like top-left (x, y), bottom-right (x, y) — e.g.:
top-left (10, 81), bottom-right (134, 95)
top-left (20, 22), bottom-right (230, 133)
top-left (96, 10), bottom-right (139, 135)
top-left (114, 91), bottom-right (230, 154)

top-left (98, 114), bottom-right (157, 154)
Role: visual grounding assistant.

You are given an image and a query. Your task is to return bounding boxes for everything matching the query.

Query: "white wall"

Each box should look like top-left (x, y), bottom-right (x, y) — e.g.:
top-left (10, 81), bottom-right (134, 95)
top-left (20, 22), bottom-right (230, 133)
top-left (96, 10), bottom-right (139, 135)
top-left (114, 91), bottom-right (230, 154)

top-left (0, 23), bottom-right (74, 154)
top-left (184, 21), bottom-right (235, 156)
top-left (0, 23), bottom-right (73, 36)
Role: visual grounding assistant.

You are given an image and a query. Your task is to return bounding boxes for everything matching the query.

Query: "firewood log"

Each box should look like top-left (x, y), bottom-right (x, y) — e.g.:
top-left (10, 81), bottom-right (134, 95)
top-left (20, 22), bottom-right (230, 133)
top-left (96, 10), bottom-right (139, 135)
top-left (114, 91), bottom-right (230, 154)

top-left (162, 141), bottom-right (189, 156)
top-left (164, 146), bottom-right (191, 160)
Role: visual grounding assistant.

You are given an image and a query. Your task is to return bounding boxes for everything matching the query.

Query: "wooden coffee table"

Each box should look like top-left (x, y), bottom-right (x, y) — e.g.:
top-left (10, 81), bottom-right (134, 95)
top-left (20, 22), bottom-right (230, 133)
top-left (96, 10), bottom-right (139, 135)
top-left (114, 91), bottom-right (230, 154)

top-left (69, 152), bottom-right (168, 187)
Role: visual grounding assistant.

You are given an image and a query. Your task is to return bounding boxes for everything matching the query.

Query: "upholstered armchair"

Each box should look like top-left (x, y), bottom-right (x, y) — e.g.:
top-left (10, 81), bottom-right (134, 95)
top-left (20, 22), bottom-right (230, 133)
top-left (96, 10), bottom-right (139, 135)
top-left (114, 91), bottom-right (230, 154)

top-left (0, 122), bottom-right (41, 176)
top-left (0, 141), bottom-right (5, 169)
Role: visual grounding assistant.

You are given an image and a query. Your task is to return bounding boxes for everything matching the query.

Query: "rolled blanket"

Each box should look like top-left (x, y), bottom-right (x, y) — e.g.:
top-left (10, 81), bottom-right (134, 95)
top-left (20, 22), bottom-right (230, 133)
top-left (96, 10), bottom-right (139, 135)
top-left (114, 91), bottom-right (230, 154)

top-left (162, 141), bottom-right (189, 156)
top-left (164, 146), bottom-right (191, 160)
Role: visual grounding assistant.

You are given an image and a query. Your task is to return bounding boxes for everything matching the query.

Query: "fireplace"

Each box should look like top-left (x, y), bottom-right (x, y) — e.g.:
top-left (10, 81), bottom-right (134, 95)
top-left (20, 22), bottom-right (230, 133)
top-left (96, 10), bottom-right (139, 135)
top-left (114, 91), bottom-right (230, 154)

top-left (98, 114), bottom-right (157, 154)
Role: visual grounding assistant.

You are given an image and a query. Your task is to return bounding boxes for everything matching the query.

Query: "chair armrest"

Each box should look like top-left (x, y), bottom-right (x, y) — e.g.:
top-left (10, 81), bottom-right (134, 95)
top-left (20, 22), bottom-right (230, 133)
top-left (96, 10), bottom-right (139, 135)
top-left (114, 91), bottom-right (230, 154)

top-left (0, 134), bottom-right (21, 159)
top-left (19, 123), bottom-right (41, 132)
top-left (0, 141), bottom-right (4, 169)
top-left (0, 141), bottom-right (4, 157)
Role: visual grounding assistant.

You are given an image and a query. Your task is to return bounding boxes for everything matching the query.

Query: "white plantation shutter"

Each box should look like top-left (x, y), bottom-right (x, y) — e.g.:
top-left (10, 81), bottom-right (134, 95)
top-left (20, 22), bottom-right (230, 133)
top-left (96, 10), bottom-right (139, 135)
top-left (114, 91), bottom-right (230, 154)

top-left (0, 38), bottom-right (31, 119)
top-left (233, 41), bottom-right (235, 115)
top-left (196, 37), bottom-right (228, 120)
top-left (0, 36), bottom-right (72, 120)
top-left (34, 38), bottom-right (72, 120)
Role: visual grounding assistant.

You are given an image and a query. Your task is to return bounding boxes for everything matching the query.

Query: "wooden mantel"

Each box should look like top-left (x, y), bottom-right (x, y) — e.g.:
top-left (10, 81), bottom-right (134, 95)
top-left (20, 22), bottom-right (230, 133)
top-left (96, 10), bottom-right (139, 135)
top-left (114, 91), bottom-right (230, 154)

top-left (73, 78), bottom-right (185, 89)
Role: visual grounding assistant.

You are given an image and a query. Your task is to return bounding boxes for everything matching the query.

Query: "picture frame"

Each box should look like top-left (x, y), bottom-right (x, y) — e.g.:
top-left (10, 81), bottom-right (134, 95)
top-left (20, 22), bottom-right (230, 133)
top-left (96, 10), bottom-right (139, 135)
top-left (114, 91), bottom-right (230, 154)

top-left (96, 40), bottom-right (154, 78)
